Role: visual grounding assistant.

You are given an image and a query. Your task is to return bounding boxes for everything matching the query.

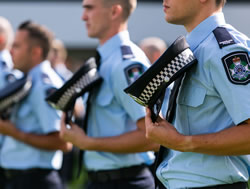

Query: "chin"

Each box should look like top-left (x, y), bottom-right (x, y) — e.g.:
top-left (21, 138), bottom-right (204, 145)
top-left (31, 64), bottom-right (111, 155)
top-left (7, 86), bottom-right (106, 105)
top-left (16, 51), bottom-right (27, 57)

top-left (87, 32), bottom-right (97, 38)
top-left (165, 17), bottom-right (180, 25)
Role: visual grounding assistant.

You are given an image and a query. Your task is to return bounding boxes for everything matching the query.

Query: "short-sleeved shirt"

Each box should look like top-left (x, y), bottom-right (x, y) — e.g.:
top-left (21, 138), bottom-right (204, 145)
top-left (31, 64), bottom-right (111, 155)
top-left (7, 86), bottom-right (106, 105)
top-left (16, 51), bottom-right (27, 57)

top-left (157, 13), bottom-right (250, 188)
top-left (0, 50), bottom-right (14, 156)
top-left (0, 61), bottom-right (64, 170)
top-left (0, 50), bottom-right (14, 89)
top-left (160, 84), bottom-right (174, 118)
top-left (0, 50), bottom-right (13, 71)
top-left (84, 30), bottom-right (155, 171)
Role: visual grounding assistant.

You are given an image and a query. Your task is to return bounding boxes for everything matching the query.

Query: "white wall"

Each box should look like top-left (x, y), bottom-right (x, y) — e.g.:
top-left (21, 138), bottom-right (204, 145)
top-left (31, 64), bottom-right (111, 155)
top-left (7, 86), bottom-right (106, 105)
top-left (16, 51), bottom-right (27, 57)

top-left (0, 2), bottom-right (249, 48)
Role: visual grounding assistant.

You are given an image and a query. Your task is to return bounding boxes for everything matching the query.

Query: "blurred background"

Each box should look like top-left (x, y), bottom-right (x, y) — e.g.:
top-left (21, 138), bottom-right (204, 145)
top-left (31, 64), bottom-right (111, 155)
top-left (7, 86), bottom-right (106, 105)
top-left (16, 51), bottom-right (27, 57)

top-left (1, 0), bottom-right (249, 72)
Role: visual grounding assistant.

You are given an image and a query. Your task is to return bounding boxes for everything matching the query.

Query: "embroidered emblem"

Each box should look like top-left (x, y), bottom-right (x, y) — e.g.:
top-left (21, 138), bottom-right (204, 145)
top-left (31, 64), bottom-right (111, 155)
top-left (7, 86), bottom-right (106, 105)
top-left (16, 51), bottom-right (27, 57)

top-left (222, 51), bottom-right (250, 85)
top-left (124, 64), bottom-right (144, 85)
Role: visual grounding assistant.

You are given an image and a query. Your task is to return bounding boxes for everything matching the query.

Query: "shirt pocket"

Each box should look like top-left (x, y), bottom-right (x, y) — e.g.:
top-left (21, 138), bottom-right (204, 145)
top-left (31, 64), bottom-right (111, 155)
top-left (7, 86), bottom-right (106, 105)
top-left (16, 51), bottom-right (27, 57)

top-left (96, 83), bottom-right (114, 107)
top-left (178, 85), bottom-right (207, 108)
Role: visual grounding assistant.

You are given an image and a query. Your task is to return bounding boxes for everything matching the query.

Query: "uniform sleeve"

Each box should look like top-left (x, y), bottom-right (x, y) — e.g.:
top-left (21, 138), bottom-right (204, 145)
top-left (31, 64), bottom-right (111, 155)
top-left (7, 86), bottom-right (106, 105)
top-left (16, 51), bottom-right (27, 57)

top-left (112, 61), bottom-right (149, 122)
top-left (209, 45), bottom-right (250, 125)
top-left (32, 82), bottom-right (62, 134)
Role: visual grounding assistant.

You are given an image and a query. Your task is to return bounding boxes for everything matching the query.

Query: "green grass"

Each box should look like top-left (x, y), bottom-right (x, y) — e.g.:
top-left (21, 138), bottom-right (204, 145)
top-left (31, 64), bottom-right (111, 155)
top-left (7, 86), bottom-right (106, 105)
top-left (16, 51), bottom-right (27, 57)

top-left (68, 170), bottom-right (87, 189)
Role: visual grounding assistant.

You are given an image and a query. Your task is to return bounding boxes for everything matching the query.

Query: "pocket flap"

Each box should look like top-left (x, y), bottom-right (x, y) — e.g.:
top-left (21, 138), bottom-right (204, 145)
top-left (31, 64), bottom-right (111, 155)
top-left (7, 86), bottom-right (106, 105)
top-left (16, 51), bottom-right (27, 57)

top-left (178, 85), bottom-right (206, 107)
top-left (96, 84), bottom-right (114, 106)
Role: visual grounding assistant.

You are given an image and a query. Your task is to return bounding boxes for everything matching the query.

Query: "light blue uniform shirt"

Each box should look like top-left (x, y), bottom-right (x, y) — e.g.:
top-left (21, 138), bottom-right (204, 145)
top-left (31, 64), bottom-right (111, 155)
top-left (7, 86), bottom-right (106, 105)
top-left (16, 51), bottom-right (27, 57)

top-left (0, 61), bottom-right (64, 170)
top-left (0, 50), bottom-right (13, 71)
top-left (84, 30), bottom-right (155, 171)
top-left (157, 13), bottom-right (250, 188)
top-left (0, 50), bottom-right (14, 89)
top-left (0, 50), bottom-right (14, 158)
top-left (160, 84), bottom-right (173, 118)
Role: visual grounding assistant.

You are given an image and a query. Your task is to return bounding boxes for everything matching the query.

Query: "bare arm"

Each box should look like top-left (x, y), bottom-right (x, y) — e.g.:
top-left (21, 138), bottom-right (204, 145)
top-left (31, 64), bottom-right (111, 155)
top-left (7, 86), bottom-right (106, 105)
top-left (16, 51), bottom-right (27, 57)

top-left (0, 119), bottom-right (72, 152)
top-left (145, 108), bottom-right (250, 155)
top-left (60, 113), bottom-right (159, 153)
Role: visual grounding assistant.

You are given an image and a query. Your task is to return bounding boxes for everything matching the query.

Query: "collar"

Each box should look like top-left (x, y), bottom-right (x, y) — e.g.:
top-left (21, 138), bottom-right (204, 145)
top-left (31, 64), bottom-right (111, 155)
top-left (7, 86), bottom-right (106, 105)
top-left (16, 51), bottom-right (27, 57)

top-left (0, 50), bottom-right (13, 68)
top-left (97, 30), bottom-right (130, 62)
top-left (28, 60), bottom-right (50, 77)
top-left (186, 12), bottom-right (226, 51)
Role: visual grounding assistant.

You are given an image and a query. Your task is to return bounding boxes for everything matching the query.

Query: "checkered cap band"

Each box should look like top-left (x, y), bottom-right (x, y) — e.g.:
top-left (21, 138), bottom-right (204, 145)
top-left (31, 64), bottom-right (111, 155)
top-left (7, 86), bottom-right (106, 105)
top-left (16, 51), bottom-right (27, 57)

top-left (50, 68), bottom-right (100, 110)
top-left (138, 48), bottom-right (195, 106)
top-left (0, 79), bottom-right (32, 111)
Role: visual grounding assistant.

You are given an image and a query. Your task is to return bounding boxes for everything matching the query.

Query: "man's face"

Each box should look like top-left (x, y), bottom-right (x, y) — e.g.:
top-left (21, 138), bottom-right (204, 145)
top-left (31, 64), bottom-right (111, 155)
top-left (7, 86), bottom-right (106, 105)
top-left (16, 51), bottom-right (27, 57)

top-left (162, 0), bottom-right (199, 27)
top-left (11, 30), bottom-right (32, 73)
top-left (81, 0), bottom-right (112, 41)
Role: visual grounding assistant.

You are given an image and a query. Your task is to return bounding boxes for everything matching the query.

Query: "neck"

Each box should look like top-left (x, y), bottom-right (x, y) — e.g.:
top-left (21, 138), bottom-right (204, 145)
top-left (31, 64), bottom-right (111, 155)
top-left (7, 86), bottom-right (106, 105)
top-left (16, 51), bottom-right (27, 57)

top-left (185, 6), bottom-right (222, 33)
top-left (25, 59), bottom-right (43, 73)
top-left (99, 22), bottom-right (127, 45)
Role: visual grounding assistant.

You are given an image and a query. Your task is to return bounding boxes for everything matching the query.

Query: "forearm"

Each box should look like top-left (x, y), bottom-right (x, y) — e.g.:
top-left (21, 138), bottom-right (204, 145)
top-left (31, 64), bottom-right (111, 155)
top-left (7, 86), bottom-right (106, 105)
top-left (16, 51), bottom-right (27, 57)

top-left (146, 109), bottom-right (250, 155)
top-left (9, 127), bottom-right (72, 152)
top-left (185, 120), bottom-right (250, 155)
top-left (79, 129), bottom-right (159, 153)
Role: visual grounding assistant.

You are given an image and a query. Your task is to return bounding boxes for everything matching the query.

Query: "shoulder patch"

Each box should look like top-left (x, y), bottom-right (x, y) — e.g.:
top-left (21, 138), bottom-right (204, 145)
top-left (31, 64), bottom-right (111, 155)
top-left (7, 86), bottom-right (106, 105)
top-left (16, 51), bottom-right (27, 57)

top-left (222, 51), bottom-right (250, 85)
top-left (121, 45), bottom-right (135, 60)
top-left (213, 27), bottom-right (235, 49)
top-left (124, 63), bottom-right (144, 85)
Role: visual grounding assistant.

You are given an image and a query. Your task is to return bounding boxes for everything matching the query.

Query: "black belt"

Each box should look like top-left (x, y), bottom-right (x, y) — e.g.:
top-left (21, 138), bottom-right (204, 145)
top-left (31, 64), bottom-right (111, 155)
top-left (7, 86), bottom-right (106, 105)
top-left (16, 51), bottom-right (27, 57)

top-left (190, 182), bottom-right (248, 189)
top-left (88, 164), bottom-right (148, 183)
top-left (3, 168), bottom-right (54, 179)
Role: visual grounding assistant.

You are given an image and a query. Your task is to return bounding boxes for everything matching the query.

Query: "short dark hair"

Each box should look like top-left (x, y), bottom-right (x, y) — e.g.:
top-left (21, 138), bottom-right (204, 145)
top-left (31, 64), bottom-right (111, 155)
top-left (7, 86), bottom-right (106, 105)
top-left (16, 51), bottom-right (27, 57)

top-left (102, 0), bottom-right (137, 21)
top-left (18, 20), bottom-right (53, 60)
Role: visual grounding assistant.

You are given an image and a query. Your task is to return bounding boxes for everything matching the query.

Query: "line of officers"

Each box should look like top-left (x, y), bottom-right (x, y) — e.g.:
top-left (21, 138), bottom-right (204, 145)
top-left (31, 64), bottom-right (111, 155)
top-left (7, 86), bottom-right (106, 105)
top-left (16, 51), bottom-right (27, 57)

top-left (0, 15), bottom-right (163, 189)
top-left (0, 0), bottom-right (250, 188)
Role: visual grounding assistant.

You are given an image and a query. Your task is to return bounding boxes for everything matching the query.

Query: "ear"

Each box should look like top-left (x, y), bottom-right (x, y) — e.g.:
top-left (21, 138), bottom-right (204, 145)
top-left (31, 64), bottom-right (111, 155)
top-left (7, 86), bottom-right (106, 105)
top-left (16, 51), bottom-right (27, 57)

top-left (31, 46), bottom-right (43, 60)
top-left (0, 35), bottom-right (6, 45)
top-left (111, 4), bottom-right (123, 20)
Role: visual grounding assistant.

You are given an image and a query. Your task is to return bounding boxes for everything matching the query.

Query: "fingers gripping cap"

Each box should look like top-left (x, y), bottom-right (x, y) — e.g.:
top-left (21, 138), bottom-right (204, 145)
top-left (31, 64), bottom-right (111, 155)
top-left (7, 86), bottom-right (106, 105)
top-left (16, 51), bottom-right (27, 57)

top-left (124, 36), bottom-right (197, 107)
top-left (46, 57), bottom-right (102, 112)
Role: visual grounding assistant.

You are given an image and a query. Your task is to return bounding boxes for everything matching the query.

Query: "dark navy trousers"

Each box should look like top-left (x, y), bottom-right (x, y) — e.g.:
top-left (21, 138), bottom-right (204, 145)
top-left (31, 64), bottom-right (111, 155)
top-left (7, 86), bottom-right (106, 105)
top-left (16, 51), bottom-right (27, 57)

top-left (4, 169), bottom-right (63, 189)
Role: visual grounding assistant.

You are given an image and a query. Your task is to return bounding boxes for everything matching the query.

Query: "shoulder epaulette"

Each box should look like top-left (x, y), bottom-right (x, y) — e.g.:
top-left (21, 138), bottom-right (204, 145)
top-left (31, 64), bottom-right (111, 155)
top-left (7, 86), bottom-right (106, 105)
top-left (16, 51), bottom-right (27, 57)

top-left (121, 45), bottom-right (135, 60)
top-left (213, 27), bottom-right (235, 49)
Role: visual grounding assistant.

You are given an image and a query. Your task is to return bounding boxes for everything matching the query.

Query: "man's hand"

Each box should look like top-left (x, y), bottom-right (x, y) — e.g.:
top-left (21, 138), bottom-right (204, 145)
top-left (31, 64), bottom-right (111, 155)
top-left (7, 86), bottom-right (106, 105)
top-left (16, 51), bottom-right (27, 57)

top-left (60, 113), bottom-right (91, 149)
top-left (145, 107), bottom-right (189, 152)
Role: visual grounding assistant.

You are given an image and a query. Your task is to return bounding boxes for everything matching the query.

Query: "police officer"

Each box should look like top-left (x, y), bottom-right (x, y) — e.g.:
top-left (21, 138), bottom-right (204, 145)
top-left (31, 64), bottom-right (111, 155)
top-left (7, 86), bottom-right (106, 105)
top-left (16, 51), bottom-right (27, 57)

top-left (145, 0), bottom-right (250, 188)
top-left (0, 16), bottom-right (15, 188)
top-left (0, 16), bottom-right (14, 71)
top-left (0, 20), bottom-right (72, 189)
top-left (59, 0), bottom-right (159, 189)
top-left (0, 16), bottom-right (15, 88)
